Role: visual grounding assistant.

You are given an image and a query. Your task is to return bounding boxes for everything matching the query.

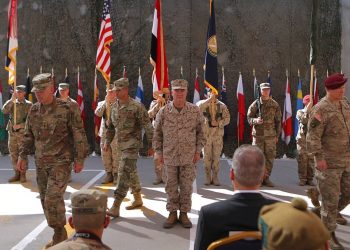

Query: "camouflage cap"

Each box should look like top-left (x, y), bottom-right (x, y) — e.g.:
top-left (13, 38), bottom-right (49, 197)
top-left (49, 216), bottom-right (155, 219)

top-left (31, 73), bottom-right (54, 92)
top-left (113, 78), bottom-right (129, 90)
top-left (106, 83), bottom-right (115, 92)
top-left (16, 85), bottom-right (26, 92)
top-left (171, 79), bottom-right (188, 90)
top-left (71, 189), bottom-right (107, 228)
top-left (58, 83), bottom-right (70, 90)
top-left (260, 82), bottom-right (270, 89)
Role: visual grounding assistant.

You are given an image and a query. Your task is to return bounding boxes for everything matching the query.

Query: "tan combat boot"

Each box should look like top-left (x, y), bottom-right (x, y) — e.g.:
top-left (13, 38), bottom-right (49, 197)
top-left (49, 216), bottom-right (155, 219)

top-left (262, 178), bottom-right (274, 187)
top-left (113, 173), bottom-right (118, 185)
top-left (336, 213), bottom-right (347, 225)
top-left (306, 187), bottom-right (320, 207)
top-left (101, 172), bottom-right (113, 184)
top-left (163, 211), bottom-right (178, 229)
top-left (330, 231), bottom-right (344, 250)
top-left (8, 171), bottom-right (20, 183)
top-left (179, 212), bottom-right (192, 228)
top-left (107, 199), bottom-right (122, 218)
top-left (125, 192), bottom-right (143, 210)
top-left (20, 171), bottom-right (26, 183)
top-left (45, 227), bottom-right (67, 249)
top-left (298, 179), bottom-right (306, 186)
top-left (204, 172), bottom-right (211, 186)
top-left (212, 173), bottom-right (220, 186)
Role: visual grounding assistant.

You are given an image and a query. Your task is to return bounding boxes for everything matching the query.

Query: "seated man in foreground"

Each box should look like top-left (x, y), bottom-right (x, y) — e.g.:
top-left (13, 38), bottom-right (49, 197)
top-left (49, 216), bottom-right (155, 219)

top-left (194, 145), bottom-right (278, 250)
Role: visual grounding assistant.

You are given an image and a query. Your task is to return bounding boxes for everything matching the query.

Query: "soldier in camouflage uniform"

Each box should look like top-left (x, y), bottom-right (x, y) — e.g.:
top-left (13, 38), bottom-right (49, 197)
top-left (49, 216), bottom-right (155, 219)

top-left (49, 189), bottom-right (112, 250)
top-left (16, 73), bottom-right (88, 249)
top-left (197, 91), bottom-right (230, 186)
top-left (153, 79), bottom-right (205, 229)
top-left (95, 84), bottom-right (120, 184)
top-left (247, 83), bottom-right (281, 187)
top-left (307, 73), bottom-right (350, 250)
top-left (148, 93), bottom-right (170, 185)
top-left (296, 94), bottom-right (315, 186)
top-left (2, 85), bottom-right (32, 183)
top-left (104, 78), bottom-right (153, 218)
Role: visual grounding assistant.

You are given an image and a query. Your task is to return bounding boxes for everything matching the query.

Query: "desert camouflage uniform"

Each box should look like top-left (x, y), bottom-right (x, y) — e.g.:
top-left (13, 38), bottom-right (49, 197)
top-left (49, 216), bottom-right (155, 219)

top-left (307, 96), bottom-right (350, 232)
top-left (296, 107), bottom-right (314, 183)
top-left (48, 233), bottom-right (112, 250)
top-left (247, 97), bottom-right (281, 177)
top-left (153, 102), bottom-right (205, 212)
top-left (105, 97), bottom-right (153, 202)
top-left (197, 98), bottom-right (230, 184)
top-left (19, 97), bottom-right (88, 229)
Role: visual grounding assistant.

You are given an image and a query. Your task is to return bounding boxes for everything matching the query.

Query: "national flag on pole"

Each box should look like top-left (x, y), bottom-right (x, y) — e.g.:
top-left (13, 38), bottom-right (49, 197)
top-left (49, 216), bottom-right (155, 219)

top-left (267, 71), bottom-right (272, 95)
top-left (0, 80), bottom-right (6, 141)
top-left (150, 0), bottom-right (169, 97)
top-left (92, 69), bottom-right (101, 141)
top-left (25, 69), bottom-right (33, 102)
top-left (313, 72), bottom-right (319, 104)
top-left (123, 65), bottom-right (127, 78)
top-left (5, 0), bottom-right (18, 85)
top-left (220, 67), bottom-right (227, 104)
top-left (282, 73), bottom-right (293, 145)
top-left (193, 69), bottom-right (200, 104)
top-left (96, 0), bottom-right (113, 83)
top-left (204, 0), bottom-right (218, 95)
top-left (135, 69), bottom-right (145, 104)
top-left (77, 68), bottom-right (86, 127)
top-left (237, 73), bottom-right (246, 141)
top-left (294, 75), bottom-right (303, 138)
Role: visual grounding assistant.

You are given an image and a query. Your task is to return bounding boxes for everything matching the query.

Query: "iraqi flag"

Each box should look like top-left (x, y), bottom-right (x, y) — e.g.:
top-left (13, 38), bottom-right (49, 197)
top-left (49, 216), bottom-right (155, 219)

top-left (193, 69), bottom-right (200, 104)
top-left (282, 75), bottom-right (293, 145)
top-left (236, 73), bottom-right (246, 141)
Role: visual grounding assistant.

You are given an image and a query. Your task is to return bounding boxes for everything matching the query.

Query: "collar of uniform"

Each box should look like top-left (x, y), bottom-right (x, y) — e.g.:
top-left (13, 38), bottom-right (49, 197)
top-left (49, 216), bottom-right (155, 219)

top-left (40, 96), bottom-right (57, 112)
top-left (169, 101), bottom-right (188, 113)
top-left (117, 96), bottom-right (131, 109)
top-left (15, 99), bottom-right (26, 104)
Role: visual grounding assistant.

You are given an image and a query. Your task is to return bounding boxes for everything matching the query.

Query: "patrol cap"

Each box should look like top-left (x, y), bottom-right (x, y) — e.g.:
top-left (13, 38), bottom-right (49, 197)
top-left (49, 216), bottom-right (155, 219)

top-left (260, 82), bottom-right (271, 89)
top-left (106, 83), bottom-right (115, 92)
top-left (303, 94), bottom-right (310, 105)
top-left (58, 83), bottom-right (69, 90)
top-left (71, 189), bottom-right (107, 228)
top-left (324, 73), bottom-right (347, 90)
top-left (171, 79), bottom-right (188, 90)
top-left (259, 198), bottom-right (329, 250)
top-left (113, 78), bottom-right (129, 90)
top-left (31, 73), bottom-right (54, 92)
top-left (16, 85), bottom-right (26, 92)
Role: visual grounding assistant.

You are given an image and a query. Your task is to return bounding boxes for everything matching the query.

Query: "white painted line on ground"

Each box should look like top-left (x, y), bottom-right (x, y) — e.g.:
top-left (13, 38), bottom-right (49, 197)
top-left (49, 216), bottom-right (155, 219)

top-left (11, 170), bottom-right (105, 250)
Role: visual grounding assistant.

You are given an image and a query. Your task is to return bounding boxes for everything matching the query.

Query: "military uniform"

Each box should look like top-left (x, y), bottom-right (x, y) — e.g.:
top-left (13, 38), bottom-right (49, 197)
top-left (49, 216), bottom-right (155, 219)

top-left (197, 97), bottom-right (230, 185)
top-left (2, 85), bottom-right (32, 182)
top-left (18, 73), bottom-right (88, 248)
top-left (247, 86), bottom-right (281, 186)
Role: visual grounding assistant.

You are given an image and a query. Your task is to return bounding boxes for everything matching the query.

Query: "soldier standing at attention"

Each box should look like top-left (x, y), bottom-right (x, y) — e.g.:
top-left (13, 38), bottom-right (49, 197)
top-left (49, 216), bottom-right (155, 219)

top-left (197, 90), bottom-right (230, 186)
top-left (2, 85), bottom-right (32, 183)
top-left (58, 83), bottom-right (77, 105)
top-left (307, 73), bottom-right (350, 250)
top-left (296, 94), bottom-right (315, 186)
top-left (104, 78), bottom-right (153, 218)
top-left (148, 93), bottom-right (170, 185)
top-left (95, 84), bottom-right (120, 184)
top-left (247, 83), bottom-right (281, 187)
top-left (153, 79), bottom-right (205, 229)
top-left (16, 73), bottom-right (88, 248)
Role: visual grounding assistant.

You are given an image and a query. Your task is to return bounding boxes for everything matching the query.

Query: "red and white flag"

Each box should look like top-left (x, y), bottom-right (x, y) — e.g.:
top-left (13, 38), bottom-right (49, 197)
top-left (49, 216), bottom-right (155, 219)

top-left (77, 68), bottom-right (86, 127)
top-left (96, 0), bottom-right (113, 83)
top-left (282, 75), bottom-right (293, 145)
top-left (193, 69), bottom-right (200, 104)
top-left (92, 69), bottom-right (101, 141)
top-left (5, 0), bottom-right (18, 85)
top-left (236, 73), bottom-right (246, 141)
top-left (150, 0), bottom-right (169, 97)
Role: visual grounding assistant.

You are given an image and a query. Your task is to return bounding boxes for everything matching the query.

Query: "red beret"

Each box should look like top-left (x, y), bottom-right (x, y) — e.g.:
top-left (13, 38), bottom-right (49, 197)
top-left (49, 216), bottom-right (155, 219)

top-left (303, 95), bottom-right (310, 105)
top-left (324, 73), bottom-right (347, 89)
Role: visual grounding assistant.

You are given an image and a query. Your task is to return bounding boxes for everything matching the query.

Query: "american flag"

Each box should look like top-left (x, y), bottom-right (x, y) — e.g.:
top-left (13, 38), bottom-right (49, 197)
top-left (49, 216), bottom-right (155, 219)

top-left (96, 0), bottom-right (113, 83)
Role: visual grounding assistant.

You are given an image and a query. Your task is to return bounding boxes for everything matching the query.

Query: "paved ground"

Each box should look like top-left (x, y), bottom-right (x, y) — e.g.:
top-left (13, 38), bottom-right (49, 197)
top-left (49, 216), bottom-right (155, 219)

top-left (1, 155), bottom-right (349, 250)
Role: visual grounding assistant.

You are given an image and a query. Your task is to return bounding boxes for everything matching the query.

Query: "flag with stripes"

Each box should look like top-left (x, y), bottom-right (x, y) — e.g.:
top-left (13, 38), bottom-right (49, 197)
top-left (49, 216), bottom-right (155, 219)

top-left (5, 0), bottom-right (18, 85)
top-left (282, 75), bottom-right (293, 145)
top-left (193, 70), bottom-right (200, 104)
top-left (204, 0), bottom-right (218, 95)
top-left (77, 70), bottom-right (86, 127)
top-left (96, 0), bottom-right (113, 83)
top-left (237, 73), bottom-right (246, 141)
top-left (92, 70), bottom-right (101, 141)
top-left (150, 0), bottom-right (169, 97)
top-left (294, 76), bottom-right (303, 138)
top-left (0, 80), bottom-right (6, 141)
top-left (135, 72), bottom-right (145, 104)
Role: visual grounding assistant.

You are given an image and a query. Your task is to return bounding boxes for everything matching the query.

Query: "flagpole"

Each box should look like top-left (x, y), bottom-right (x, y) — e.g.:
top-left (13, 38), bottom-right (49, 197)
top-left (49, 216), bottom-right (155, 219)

top-left (237, 71), bottom-right (240, 147)
top-left (40, 65), bottom-right (42, 74)
top-left (309, 65), bottom-right (314, 107)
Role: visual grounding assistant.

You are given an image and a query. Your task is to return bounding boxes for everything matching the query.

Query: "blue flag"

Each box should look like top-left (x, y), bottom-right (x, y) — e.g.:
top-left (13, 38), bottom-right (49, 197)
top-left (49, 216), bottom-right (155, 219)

top-left (135, 74), bottom-right (144, 104)
top-left (294, 77), bottom-right (303, 138)
top-left (220, 68), bottom-right (227, 104)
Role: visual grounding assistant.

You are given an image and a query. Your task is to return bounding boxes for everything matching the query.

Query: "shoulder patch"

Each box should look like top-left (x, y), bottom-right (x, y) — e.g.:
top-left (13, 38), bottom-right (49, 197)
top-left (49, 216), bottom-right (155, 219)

top-left (310, 112), bottom-right (322, 128)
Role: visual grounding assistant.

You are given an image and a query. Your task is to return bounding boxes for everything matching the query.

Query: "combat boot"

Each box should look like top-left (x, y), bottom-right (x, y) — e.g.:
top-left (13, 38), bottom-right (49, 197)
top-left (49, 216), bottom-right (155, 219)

top-left (8, 171), bottom-right (20, 183)
top-left (107, 199), bottom-right (122, 218)
top-left (20, 171), bottom-right (26, 183)
top-left (113, 173), bottom-right (118, 185)
top-left (336, 213), bottom-right (347, 225)
top-left (204, 173), bottom-right (211, 186)
top-left (101, 172), bottom-right (113, 184)
top-left (45, 227), bottom-right (67, 249)
top-left (306, 188), bottom-right (320, 207)
top-left (298, 179), bottom-right (306, 186)
top-left (125, 192), bottom-right (143, 210)
top-left (262, 178), bottom-right (274, 187)
top-left (212, 174), bottom-right (220, 186)
top-left (153, 178), bottom-right (163, 185)
top-left (179, 212), bottom-right (192, 228)
top-left (163, 211), bottom-right (178, 229)
top-left (330, 231), bottom-right (344, 250)
top-left (306, 179), bottom-right (315, 186)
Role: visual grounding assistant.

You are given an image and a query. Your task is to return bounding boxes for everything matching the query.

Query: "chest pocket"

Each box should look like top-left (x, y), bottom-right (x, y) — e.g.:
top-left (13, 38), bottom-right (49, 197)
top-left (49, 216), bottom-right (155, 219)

top-left (32, 114), bottom-right (57, 140)
top-left (117, 109), bottom-right (136, 129)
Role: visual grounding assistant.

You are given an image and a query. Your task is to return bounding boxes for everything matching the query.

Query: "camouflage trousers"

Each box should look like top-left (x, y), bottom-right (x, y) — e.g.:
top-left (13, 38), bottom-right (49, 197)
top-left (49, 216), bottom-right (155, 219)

top-left (36, 162), bottom-right (70, 229)
top-left (297, 144), bottom-right (314, 181)
top-left (8, 130), bottom-right (28, 170)
top-left (113, 149), bottom-right (141, 201)
top-left (100, 137), bottom-right (119, 175)
top-left (252, 137), bottom-right (276, 177)
top-left (315, 165), bottom-right (350, 231)
top-left (203, 134), bottom-right (223, 178)
top-left (165, 164), bottom-right (196, 213)
top-left (153, 158), bottom-right (167, 182)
